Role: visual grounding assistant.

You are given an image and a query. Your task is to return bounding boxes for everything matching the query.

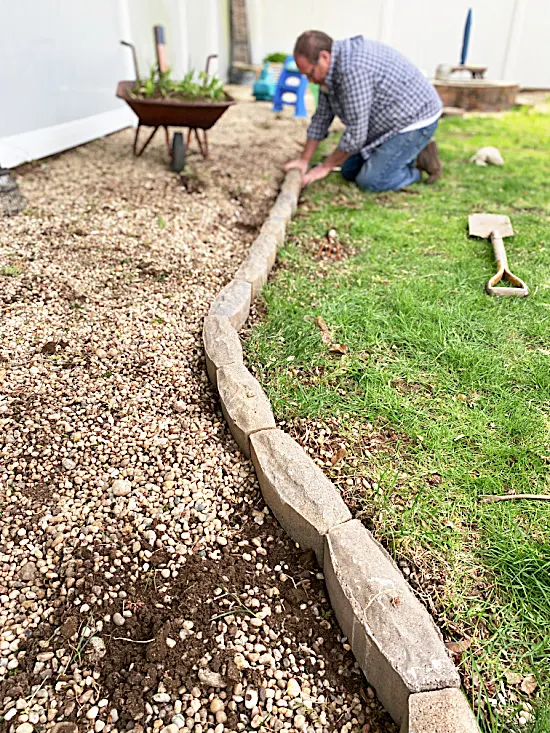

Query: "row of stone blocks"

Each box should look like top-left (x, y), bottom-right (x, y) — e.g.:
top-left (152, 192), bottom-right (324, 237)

top-left (204, 172), bottom-right (480, 732)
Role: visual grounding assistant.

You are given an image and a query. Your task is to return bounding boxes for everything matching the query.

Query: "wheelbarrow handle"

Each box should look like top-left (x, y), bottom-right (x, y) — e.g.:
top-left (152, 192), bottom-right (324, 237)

top-left (486, 230), bottom-right (529, 297)
top-left (205, 54), bottom-right (218, 75)
top-left (121, 41), bottom-right (140, 82)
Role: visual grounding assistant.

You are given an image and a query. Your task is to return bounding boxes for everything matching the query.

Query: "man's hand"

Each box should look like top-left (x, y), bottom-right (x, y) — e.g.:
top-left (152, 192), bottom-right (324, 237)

top-left (283, 158), bottom-right (309, 175)
top-left (302, 164), bottom-right (331, 186)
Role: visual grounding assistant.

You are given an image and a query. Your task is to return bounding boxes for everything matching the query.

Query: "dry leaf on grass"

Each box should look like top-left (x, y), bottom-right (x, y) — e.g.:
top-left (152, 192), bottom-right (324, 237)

top-left (315, 315), bottom-right (331, 334)
top-left (520, 674), bottom-right (538, 695)
top-left (315, 315), bottom-right (334, 345)
top-left (314, 316), bottom-right (349, 355)
top-left (331, 447), bottom-right (347, 466)
top-left (444, 638), bottom-right (472, 655)
top-left (504, 671), bottom-right (523, 686)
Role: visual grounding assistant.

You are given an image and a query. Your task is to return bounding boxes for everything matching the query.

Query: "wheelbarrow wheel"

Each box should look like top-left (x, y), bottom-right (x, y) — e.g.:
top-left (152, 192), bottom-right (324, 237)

top-left (171, 132), bottom-right (186, 172)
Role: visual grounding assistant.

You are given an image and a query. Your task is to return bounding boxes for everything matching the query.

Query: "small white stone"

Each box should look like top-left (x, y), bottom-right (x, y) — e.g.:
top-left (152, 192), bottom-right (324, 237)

top-left (36, 651), bottom-right (54, 662)
top-left (287, 678), bottom-right (301, 698)
top-left (165, 638), bottom-right (177, 649)
top-left (16, 725), bottom-right (34, 733)
top-left (233, 653), bottom-right (249, 670)
top-left (244, 688), bottom-right (258, 710)
top-left (112, 479), bottom-right (132, 497)
top-left (198, 668), bottom-right (226, 688)
top-left (153, 693), bottom-right (171, 703)
top-left (112, 613), bottom-right (125, 626)
top-left (210, 698), bottom-right (224, 713)
top-left (251, 715), bottom-right (264, 729)
top-left (86, 706), bottom-right (99, 719)
top-left (189, 698), bottom-right (201, 713)
top-left (62, 458), bottom-right (76, 470)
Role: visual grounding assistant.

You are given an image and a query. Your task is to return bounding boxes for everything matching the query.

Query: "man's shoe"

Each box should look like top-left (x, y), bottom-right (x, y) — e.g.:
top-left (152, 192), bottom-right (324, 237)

top-left (416, 140), bottom-right (442, 184)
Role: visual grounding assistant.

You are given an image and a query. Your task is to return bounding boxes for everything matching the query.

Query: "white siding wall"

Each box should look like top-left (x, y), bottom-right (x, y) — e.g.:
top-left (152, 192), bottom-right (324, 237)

top-left (0, 0), bottom-right (229, 168)
top-left (246, 0), bottom-right (550, 88)
top-left (0, 0), bottom-right (136, 168)
top-left (125, 0), bottom-right (229, 84)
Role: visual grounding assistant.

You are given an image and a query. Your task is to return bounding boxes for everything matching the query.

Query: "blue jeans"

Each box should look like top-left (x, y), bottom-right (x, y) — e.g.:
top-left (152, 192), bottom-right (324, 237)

top-left (341, 121), bottom-right (439, 192)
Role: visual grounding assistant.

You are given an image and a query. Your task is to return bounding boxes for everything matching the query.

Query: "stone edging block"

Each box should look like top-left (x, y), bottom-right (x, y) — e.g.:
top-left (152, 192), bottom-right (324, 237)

top-left (203, 315), bottom-right (243, 388)
top-left (203, 170), bottom-right (480, 733)
top-left (250, 429), bottom-right (351, 565)
top-left (324, 520), bottom-right (460, 724)
top-left (250, 230), bottom-right (279, 270)
top-left (260, 215), bottom-right (286, 248)
top-left (208, 279), bottom-right (251, 331)
top-left (269, 192), bottom-right (296, 223)
top-left (217, 363), bottom-right (275, 458)
top-left (235, 236), bottom-right (277, 298)
top-left (280, 169), bottom-right (302, 205)
top-left (402, 688), bottom-right (480, 732)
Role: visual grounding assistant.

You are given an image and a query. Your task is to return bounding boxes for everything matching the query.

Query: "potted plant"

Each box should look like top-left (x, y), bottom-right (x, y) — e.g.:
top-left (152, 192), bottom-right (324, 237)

top-left (263, 52), bottom-right (290, 81)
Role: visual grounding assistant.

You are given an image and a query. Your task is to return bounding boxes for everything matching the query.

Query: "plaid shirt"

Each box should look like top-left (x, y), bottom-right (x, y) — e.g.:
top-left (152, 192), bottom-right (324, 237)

top-left (307, 36), bottom-right (442, 157)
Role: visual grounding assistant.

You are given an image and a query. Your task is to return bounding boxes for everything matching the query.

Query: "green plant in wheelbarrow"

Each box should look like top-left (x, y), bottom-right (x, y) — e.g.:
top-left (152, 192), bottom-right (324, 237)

top-left (132, 66), bottom-right (225, 103)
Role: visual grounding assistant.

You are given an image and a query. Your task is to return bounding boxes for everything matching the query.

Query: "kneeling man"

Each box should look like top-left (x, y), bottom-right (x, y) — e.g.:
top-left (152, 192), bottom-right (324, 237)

top-left (285, 31), bottom-right (443, 190)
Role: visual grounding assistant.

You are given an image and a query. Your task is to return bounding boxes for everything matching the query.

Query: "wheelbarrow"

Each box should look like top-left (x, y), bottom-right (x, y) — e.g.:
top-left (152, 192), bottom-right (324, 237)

top-left (117, 31), bottom-right (235, 172)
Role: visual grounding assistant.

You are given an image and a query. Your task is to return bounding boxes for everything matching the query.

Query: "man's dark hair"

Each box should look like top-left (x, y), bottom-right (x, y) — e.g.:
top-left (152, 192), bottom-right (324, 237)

top-left (293, 30), bottom-right (333, 63)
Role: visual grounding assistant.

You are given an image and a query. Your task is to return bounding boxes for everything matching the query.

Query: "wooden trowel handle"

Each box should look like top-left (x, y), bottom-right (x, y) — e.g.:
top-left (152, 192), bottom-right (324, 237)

top-left (486, 230), bottom-right (529, 297)
top-left (490, 231), bottom-right (508, 270)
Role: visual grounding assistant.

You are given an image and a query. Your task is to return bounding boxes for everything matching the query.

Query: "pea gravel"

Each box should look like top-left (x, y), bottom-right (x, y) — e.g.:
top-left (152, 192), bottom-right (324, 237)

top-left (0, 93), bottom-right (394, 733)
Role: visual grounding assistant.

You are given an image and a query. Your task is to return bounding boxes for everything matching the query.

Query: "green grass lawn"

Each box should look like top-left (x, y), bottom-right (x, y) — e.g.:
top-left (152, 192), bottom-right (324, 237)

top-left (245, 108), bottom-right (550, 732)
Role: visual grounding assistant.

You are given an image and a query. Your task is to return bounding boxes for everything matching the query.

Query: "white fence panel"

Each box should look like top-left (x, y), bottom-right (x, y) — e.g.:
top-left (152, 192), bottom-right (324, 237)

top-left (246, 0), bottom-right (550, 87)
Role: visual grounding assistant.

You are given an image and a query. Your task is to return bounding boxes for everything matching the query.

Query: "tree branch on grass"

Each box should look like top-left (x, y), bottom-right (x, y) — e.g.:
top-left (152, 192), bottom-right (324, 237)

top-left (480, 494), bottom-right (550, 503)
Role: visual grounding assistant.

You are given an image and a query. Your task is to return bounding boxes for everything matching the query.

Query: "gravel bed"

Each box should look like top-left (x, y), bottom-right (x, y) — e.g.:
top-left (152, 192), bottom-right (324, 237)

top-left (0, 95), bottom-right (395, 733)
